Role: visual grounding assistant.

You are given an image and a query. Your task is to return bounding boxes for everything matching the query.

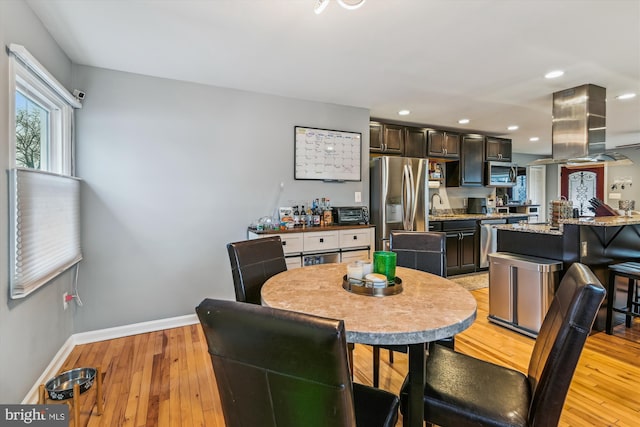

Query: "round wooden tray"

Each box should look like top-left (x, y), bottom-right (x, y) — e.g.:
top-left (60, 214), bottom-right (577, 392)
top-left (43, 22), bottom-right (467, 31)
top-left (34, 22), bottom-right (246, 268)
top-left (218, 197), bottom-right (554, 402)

top-left (342, 275), bottom-right (403, 297)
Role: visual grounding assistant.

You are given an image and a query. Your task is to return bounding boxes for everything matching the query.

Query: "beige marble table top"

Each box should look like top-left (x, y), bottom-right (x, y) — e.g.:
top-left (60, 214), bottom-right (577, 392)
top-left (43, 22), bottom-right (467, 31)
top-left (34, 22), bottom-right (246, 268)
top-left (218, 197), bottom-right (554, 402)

top-left (261, 263), bottom-right (477, 346)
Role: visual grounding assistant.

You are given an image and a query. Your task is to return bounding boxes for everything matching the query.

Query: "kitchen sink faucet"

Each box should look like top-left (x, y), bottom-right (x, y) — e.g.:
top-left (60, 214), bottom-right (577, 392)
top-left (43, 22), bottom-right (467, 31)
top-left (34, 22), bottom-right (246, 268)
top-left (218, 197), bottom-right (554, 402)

top-left (431, 193), bottom-right (442, 214)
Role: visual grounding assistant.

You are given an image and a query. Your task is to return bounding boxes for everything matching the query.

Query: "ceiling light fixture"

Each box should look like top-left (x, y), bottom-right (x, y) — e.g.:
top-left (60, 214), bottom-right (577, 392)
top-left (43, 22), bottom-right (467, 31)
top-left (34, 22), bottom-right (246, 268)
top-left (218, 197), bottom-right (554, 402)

top-left (314, 0), bottom-right (330, 14)
top-left (314, 0), bottom-right (366, 14)
top-left (616, 93), bottom-right (637, 100)
top-left (398, 110), bottom-right (410, 116)
top-left (507, 125), bottom-right (519, 131)
top-left (336, 0), bottom-right (367, 10)
top-left (458, 118), bottom-right (470, 124)
top-left (545, 70), bottom-right (564, 79)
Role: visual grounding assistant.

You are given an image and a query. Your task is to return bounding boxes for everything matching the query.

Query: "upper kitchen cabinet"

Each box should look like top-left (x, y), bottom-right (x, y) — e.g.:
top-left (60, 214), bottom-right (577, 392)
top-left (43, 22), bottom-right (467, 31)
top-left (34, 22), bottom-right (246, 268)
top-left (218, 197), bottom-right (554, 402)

top-left (445, 134), bottom-right (484, 187)
top-left (369, 122), bottom-right (404, 155)
top-left (403, 126), bottom-right (428, 158)
top-left (485, 137), bottom-right (512, 161)
top-left (427, 130), bottom-right (460, 159)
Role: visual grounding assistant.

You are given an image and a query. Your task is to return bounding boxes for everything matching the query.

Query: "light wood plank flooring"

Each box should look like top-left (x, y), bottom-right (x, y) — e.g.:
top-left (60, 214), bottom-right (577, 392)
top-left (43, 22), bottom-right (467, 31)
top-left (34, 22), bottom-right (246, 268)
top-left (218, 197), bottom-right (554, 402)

top-left (57, 288), bottom-right (640, 426)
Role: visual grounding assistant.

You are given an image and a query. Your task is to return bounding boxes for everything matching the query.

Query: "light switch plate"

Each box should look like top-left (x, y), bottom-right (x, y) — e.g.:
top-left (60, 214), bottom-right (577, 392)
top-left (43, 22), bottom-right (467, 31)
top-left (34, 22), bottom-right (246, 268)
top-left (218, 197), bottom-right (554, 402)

top-left (609, 192), bottom-right (622, 200)
top-left (355, 191), bottom-right (362, 203)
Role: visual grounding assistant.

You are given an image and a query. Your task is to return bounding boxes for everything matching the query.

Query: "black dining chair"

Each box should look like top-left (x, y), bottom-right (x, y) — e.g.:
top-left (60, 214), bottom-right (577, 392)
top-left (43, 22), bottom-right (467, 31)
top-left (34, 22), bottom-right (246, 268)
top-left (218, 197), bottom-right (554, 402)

top-left (196, 298), bottom-right (400, 427)
top-left (227, 236), bottom-right (287, 305)
top-left (399, 262), bottom-right (605, 427)
top-left (372, 230), bottom-right (453, 387)
top-left (227, 236), bottom-right (356, 374)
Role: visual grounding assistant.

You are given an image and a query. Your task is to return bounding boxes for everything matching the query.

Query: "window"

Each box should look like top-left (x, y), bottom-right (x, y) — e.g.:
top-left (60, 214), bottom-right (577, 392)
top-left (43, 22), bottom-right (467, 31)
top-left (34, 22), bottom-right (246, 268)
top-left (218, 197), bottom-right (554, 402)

top-left (8, 44), bottom-right (82, 299)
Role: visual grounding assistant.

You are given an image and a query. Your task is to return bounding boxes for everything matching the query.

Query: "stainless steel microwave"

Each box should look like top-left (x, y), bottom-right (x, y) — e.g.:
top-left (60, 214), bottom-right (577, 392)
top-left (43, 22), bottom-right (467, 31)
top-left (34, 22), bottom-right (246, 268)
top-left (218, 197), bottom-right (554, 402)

top-left (486, 161), bottom-right (517, 187)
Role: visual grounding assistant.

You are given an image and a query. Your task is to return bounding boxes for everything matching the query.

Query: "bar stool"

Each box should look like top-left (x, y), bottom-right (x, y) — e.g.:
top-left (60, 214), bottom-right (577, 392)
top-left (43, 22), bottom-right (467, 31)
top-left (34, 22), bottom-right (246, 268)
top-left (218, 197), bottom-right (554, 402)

top-left (605, 261), bottom-right (640, 334)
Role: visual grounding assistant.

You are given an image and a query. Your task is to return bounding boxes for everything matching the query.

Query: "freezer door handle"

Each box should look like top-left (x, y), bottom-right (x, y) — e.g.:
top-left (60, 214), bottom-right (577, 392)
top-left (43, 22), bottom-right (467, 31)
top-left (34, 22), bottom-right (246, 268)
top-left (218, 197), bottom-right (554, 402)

top-left (401, 163), bottom-right (416, 231)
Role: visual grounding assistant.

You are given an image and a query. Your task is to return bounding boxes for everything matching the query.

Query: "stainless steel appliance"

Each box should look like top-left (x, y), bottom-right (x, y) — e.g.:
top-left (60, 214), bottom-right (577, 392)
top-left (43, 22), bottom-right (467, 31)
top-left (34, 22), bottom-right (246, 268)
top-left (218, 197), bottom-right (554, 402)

top-left (486, 161), bottom-right (517, 187)
top-left (488, 252), bottom-right (562, 337)
top-left (479, 218), bottom-right (507, 268)
top-left (530, 84), bottom-right (631, 166)
top-left (331, 206), bottom-right (368, 225)
top-left (370, 156), bottom-right (427, 251)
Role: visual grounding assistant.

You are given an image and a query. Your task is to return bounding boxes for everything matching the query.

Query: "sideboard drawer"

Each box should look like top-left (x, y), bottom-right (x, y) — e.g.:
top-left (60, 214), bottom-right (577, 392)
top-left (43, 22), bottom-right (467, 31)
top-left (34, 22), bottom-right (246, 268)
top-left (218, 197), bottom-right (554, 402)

top-left (339, 229), bottom-right (371, 249)
top-left (303, 231), bottom-right (339, 253)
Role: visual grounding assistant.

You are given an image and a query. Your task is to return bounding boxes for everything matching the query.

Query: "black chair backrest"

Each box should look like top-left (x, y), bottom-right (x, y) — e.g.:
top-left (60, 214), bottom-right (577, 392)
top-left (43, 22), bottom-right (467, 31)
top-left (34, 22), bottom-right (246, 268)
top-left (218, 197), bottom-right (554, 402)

top-left (527, 262), bottom-right (605, 426)
top-left (390, 231), bottom-right (447, 277)
top-left (196, 298), bottom-right (356, 427)
top-left (227, 236), bottom-right (287, 304)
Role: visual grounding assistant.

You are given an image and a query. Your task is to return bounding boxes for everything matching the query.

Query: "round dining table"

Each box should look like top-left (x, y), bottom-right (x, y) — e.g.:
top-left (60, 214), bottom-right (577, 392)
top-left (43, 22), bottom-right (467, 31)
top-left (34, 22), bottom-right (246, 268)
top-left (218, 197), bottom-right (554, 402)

top-left (261, 263), bottom-right (477, 427)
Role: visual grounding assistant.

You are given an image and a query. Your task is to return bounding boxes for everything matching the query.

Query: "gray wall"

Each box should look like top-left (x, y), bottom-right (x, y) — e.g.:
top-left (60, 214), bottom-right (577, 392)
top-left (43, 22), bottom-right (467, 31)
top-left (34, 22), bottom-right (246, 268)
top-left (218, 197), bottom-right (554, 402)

top-left (0, 0), bottom-right (76, 403)
top-left (72, 65), bottom-right (370, 332)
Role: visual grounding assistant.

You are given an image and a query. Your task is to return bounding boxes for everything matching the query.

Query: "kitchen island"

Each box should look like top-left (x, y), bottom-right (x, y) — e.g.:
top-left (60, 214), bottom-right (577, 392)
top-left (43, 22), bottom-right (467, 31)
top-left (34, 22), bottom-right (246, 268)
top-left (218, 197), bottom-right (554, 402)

top-left (429, 212), bottom-right (529, 275)
top-left (495, 215), bottom-right (640, 330)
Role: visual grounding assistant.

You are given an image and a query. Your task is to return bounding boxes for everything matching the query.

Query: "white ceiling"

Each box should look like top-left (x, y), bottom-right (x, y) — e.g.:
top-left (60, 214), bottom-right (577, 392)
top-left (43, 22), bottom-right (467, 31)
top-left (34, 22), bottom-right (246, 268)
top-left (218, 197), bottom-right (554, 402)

top-left (26, 0), bottom-right (640, 155)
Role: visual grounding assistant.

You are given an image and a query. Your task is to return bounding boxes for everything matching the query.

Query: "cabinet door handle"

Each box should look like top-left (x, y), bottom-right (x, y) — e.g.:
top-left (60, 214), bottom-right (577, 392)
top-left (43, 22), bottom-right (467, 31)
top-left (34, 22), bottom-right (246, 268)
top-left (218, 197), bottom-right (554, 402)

top-left (444, 148), bottom-right (447, 155)
top-left (353, 236), bottom-right (357, 240)
top-left (282, 241), bottom-right (287, 246)
top-left (320, 238), bottom-right (324, 243)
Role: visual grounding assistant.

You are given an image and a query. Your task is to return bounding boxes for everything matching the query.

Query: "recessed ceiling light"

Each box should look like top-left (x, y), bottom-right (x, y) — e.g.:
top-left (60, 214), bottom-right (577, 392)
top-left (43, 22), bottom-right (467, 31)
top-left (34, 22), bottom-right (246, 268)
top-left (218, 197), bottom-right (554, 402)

top-left (529, 137), bottom-right (540, 142)
top-left (544, 70), bottom-right (564, 79)
top-left (398, 110), bottom-right (410, 116)
top-left (507, 125), bottom-right (519, 131)
top-left (616, 93), bottom-right (637, 100)
top-left (458, 118), bottom-right (470, 124)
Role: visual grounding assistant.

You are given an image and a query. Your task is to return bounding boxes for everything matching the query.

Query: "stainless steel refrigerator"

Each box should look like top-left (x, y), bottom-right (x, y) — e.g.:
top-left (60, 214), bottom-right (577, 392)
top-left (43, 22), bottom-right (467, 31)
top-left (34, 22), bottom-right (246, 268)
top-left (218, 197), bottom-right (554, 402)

top-left (370, 156), bottom-right (428, 251)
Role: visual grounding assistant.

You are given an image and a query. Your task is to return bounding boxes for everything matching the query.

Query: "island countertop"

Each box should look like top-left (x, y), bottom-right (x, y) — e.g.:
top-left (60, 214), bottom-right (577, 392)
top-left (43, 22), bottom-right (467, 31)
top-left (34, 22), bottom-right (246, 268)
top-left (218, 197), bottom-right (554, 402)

top-left (429, 213), bottom-right (529, 221)
top-left (493, 223), bottom-right (563, 236)
top-left (560, 214), bottom-right (640, 227)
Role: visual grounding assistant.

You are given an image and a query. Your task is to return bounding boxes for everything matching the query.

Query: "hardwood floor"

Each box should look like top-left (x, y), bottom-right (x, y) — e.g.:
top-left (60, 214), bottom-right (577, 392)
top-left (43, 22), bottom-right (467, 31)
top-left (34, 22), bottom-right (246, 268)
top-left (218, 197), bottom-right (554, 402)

top-left (58, 288), bottom-right (640, 426)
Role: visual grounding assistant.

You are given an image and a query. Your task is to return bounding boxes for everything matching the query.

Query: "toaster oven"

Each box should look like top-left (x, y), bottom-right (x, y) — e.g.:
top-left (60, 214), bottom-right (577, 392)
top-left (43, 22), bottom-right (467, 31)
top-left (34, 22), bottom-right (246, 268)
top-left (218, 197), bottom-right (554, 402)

top-left (331, 206), bottom-right (369, 225)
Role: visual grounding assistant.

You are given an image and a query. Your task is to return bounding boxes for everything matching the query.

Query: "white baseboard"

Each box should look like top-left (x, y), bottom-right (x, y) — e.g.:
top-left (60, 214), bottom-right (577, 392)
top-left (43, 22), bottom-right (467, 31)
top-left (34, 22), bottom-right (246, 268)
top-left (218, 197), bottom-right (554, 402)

top-left (23, 313), bottom-right (199, 404)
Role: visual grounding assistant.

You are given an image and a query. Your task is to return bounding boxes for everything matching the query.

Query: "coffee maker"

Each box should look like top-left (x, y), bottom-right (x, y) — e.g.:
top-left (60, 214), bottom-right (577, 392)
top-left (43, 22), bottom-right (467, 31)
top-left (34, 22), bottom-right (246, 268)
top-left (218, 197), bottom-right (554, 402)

top-left (467, 197), bottom-right (487, 214)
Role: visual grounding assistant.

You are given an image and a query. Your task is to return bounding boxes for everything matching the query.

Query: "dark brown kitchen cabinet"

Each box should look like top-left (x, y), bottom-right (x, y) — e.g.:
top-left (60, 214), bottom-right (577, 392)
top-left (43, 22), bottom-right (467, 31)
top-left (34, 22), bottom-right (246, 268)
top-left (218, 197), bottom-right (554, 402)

top-left (485, 137), bottom-right (512, 161)
top-left (404, 126), bottom-right (428, 158)
top-left (443, 220), bottom-right (477, 275)
top-left (427, 130), bottom-right (460, 159)
top-left (369, 122), bottom-right (404, 154)
top-left (445, 134), bottom-right (484, 187)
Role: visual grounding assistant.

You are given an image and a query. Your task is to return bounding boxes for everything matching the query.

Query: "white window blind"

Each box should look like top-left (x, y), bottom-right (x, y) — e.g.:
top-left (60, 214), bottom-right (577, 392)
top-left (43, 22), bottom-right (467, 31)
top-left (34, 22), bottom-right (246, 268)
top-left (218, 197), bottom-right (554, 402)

top-left (9, 169), bottom-right (82, 299)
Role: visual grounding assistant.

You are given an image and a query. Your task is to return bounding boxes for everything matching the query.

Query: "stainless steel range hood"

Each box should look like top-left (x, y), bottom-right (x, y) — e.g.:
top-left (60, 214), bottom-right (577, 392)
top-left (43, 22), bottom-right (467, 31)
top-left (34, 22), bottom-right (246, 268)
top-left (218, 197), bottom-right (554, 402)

top-left (531, 84), bottom-right (632, 166)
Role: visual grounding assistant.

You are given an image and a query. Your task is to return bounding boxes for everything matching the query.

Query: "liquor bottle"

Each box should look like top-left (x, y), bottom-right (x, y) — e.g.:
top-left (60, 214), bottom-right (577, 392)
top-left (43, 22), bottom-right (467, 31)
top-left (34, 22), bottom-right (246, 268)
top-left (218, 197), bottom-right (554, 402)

top-left (293, 205), bottom-right (300, 228)
top-left (313, 205), bottom-right (321, 226)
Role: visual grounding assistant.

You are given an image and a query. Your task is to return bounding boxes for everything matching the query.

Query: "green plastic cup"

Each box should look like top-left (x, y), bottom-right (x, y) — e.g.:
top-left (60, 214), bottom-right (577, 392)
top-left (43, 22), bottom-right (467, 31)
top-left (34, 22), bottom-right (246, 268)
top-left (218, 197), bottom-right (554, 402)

top-left (373, 251), bottom-right (397, 283)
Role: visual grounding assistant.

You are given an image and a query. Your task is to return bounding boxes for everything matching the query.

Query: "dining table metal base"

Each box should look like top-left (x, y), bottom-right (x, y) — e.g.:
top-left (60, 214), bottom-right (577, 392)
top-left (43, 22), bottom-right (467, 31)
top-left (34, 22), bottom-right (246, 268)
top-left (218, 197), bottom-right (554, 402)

top-left (406, 342), bottom-right (427, 427)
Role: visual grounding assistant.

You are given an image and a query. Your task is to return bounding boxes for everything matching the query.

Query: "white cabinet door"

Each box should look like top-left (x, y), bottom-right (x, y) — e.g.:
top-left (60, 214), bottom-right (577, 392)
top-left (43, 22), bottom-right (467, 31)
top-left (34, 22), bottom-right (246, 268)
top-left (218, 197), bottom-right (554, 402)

top-left (285, 256), bottom-right (302, 270)
top-left (303, 230), bottom-right (339, 253)
top-left (341, 249), bottom-right (370, 263)
top-left (339, 228), bottom-right (371, 249)
top-left (279, 233), bottom-right (304, 255)
top-left (247, 231), bottom-right (303, 255)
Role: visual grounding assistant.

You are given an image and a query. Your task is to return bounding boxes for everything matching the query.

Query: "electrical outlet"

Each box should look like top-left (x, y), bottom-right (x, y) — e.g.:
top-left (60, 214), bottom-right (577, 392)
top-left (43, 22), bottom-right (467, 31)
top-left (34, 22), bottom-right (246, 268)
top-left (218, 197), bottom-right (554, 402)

top-left (355, 191), bottom-right (362, 203)
top-left (63, 292), bottom-right (69, 310)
